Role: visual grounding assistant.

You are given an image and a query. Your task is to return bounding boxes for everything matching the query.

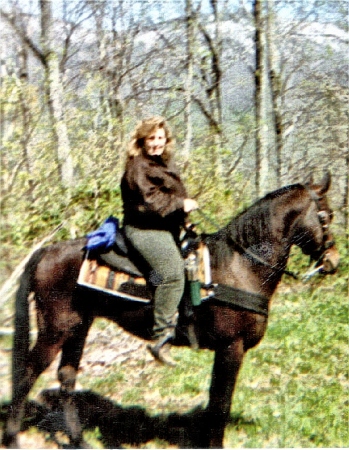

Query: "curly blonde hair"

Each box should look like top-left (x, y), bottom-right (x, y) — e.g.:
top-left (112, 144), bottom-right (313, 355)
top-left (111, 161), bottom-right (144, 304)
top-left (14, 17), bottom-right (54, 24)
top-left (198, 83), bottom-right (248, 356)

top-left (127, 116), bottom-right (174, 161)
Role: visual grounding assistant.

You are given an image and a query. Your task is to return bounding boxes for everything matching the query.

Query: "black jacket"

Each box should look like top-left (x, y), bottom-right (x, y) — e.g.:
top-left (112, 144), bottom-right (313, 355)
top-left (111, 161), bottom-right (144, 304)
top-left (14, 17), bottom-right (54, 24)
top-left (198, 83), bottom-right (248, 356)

top-left (121, 153), bottom-right (187, 235)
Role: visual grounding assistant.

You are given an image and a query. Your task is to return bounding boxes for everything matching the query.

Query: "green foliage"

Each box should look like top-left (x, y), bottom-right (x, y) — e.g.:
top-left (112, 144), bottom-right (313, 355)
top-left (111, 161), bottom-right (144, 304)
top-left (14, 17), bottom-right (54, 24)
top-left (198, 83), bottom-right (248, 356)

top-left (227, 274), bottom-right (348, 448)
top-left (181, 145), bottom-right (254, 233)
top-left (0, 172), bottom-right (123, 285)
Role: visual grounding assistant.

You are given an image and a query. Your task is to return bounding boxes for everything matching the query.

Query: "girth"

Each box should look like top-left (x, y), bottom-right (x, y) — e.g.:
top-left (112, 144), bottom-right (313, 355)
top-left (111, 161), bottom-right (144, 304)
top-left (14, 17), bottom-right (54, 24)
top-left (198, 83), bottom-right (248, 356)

top-left (208, 284), bottom-right (269, 317)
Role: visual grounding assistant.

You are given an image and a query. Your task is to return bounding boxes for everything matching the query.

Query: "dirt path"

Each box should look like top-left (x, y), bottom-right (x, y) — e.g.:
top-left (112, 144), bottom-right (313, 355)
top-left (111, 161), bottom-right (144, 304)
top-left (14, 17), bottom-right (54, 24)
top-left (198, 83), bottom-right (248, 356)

top-left (0, 320), bottom-right (153, 449)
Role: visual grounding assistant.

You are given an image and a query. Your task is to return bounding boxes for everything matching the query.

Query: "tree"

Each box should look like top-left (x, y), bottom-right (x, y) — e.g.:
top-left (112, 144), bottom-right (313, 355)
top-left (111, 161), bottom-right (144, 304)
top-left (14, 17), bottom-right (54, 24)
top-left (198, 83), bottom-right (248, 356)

top-left (1, 1), bottom-right (76, 188)
top-left (40, 0), bottom-right (74, 188)
top-left (265, 0), bottom-right (282, 188)
top-left (253, 0), bottom-right (269, 197)
top-left (196, 0), bottom-right (223, 145)
top-left (183, 0), bottom-right (195, 160)
top-left (0, 0), bottom-right (347, 279)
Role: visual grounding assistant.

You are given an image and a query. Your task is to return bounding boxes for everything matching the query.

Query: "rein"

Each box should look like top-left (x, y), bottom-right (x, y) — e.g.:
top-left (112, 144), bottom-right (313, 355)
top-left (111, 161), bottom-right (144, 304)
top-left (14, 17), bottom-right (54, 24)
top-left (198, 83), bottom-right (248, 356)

top-left (196, 186), bottom-right (332, 282)
top-left (196, 208), bottom-right (299, 280)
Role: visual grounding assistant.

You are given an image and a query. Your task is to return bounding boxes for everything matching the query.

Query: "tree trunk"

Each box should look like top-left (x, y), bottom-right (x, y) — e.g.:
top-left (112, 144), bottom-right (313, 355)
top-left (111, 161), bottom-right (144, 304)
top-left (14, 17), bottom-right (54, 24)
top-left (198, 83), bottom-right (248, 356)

top-left (196, 0), bottom-right (223, 175)
top-left (210, 0), bottom-right (223, 137)
top-left (17, 47), bottom-right (36, 201)
top-left (345, 149), bottom-right (349, 250)
top-left (40, 0), bottom-right (74, 189)
top-left (266, 0), bottom-right (283, 188)
top-left (183, 0), bottom-right (194, 161)
top-left (253, 0), bottom-right (268, 197)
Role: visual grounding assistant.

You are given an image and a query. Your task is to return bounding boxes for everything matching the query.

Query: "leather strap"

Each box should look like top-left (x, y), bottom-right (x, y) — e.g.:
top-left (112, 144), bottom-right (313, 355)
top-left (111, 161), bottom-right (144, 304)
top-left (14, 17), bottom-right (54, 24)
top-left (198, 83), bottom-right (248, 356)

top-left (209, 284), bottom-right (269, 317)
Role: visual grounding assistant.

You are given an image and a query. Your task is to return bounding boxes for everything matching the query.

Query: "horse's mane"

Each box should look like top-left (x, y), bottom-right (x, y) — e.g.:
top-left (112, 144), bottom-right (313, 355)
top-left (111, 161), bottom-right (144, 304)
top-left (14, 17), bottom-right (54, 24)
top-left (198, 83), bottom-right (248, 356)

top-left (205, 183), bottom-right (305, 261)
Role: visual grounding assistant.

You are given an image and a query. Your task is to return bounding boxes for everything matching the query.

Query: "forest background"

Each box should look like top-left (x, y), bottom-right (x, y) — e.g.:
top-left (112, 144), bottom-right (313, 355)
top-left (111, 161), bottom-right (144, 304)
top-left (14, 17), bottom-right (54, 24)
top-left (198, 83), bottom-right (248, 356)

top-left (0, 0), bottom-right (348, 288)
top-left (0, 1), bottom-right (348, 448)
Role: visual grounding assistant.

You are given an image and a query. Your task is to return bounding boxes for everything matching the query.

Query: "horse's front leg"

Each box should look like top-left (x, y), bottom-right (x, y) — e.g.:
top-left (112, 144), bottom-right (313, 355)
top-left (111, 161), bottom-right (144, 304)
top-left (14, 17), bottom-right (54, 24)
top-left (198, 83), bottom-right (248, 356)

top-left (205, 339), bottom-right (244, 448)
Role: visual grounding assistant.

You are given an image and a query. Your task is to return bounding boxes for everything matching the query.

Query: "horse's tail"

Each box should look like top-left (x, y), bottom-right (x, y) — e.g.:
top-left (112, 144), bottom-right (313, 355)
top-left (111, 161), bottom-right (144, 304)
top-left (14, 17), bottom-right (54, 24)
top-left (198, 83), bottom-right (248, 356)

top-left (12, 248), bottom-right (46, 395)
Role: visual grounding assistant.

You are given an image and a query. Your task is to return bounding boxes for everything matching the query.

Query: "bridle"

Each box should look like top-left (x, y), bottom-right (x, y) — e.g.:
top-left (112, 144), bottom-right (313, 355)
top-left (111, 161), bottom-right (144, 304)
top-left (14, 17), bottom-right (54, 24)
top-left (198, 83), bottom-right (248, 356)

top-left (302, 187), bottom-right (336, 280)
top-left (194, 186), bottom-right (336, 282)
top-left (193, 208), bottom-right (300, 279)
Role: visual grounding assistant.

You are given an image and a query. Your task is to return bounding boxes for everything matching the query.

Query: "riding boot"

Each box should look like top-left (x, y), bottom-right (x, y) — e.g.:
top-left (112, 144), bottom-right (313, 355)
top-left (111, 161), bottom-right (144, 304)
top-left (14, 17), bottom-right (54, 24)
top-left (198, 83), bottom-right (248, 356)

top-left (147, 328), bottom-right (177, 367)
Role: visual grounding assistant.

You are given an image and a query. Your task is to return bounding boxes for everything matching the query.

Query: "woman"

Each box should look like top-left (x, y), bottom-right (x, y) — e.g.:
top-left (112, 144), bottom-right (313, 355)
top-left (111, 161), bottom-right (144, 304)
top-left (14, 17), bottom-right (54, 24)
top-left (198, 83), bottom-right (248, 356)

top-left (121, 117), bottom-right (198, 366)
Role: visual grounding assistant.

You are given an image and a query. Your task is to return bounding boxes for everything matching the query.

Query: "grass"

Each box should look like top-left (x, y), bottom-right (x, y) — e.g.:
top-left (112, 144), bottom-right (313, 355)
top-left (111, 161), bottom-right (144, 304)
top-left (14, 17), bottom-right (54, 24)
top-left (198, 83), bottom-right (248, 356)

top-left (78, 345), bottom-right (213, 414)
top-left (74, 270), bottom-right (348, 448)
top-left (0, 253), bottom-right (348, 448)
top-left (81, 267), bottom-right (348, 448)
top-left (227, 281), bottom-right (348, 448)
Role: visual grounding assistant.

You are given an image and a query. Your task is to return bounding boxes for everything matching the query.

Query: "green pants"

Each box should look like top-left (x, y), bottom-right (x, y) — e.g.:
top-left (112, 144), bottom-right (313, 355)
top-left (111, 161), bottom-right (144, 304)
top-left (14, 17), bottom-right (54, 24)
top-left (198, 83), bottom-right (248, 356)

top-left (124, 225), bottom-right (185, 338)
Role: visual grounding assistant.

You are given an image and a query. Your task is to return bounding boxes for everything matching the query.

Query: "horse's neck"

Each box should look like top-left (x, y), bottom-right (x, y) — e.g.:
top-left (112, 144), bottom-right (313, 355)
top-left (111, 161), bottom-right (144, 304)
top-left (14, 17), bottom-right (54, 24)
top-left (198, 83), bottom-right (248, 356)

top-left (212, 190), bottom-right (306, 290)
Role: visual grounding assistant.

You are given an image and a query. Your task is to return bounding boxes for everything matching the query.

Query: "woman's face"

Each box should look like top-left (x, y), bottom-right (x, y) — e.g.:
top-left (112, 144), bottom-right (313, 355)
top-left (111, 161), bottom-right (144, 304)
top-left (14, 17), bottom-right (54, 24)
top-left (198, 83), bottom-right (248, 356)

top-left (144, 127), bottom-right (167, 156)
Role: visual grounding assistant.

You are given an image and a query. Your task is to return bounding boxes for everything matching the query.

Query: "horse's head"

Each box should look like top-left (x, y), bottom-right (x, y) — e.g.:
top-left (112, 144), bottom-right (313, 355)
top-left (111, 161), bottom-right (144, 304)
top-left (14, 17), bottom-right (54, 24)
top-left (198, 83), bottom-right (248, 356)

top-left (292, 172), bottom-right (340, 274)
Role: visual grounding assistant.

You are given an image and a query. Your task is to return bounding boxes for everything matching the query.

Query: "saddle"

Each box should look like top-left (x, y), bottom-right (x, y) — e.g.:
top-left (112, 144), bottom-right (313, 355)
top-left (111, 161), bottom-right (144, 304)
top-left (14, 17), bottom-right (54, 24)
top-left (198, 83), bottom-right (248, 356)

top-left (77, 218), bottom-right (270, 323)
top-left (77, 220), bottom-right (213, 306)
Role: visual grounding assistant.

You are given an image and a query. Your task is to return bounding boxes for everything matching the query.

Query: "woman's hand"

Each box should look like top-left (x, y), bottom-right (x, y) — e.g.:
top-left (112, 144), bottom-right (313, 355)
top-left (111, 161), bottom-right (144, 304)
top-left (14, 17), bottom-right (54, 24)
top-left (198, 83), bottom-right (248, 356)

top-left (183, 198), bottom-right (199, 213)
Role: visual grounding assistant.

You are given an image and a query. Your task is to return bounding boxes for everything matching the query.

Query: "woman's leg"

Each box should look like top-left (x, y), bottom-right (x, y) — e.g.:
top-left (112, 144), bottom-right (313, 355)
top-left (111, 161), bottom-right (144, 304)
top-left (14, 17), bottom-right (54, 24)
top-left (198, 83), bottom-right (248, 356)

top-left (124, 226), bottom-right (184, 364)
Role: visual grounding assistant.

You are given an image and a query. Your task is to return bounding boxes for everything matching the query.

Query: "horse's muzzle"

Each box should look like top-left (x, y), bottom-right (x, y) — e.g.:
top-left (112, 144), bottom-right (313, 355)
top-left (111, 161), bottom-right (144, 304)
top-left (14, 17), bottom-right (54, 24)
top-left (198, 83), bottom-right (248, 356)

top-left (321, 246), bottom-right (340, 274)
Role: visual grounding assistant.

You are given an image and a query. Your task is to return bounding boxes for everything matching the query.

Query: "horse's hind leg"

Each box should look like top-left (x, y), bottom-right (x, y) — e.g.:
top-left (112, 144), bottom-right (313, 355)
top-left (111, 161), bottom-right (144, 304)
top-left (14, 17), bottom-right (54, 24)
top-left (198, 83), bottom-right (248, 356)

top-left (56, 317), bottom-right (93, 448)
top-left (3, 334), bottom-right (65, 448)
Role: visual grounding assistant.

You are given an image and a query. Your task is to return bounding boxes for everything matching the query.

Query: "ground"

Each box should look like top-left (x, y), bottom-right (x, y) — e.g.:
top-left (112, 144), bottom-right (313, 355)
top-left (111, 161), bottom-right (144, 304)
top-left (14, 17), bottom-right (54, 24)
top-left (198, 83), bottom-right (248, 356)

top-left (0, 313), bottom-right (211, 449)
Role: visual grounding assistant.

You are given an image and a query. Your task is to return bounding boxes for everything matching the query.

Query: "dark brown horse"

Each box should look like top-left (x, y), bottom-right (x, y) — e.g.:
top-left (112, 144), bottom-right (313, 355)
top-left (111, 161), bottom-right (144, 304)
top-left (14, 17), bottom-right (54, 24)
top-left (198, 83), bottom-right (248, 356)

top-left (3, 173), bottom-right (339, 449)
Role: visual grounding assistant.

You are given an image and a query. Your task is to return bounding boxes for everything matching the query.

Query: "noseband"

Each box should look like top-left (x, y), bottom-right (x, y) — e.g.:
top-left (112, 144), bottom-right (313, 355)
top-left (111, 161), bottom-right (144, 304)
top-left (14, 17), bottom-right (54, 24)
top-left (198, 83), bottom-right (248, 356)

top-left (306, 188), bottom-right (336, 253)
top-left (302, 188), bottom-right (336, 280)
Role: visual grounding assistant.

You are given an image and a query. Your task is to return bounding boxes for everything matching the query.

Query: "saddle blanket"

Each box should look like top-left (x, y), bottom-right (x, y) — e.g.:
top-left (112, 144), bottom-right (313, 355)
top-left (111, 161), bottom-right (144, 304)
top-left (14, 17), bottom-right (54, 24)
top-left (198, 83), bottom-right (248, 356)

top-left (77, 259), bottom-right (152, 303)
top-left (77, 243), bottom-right (212, 303)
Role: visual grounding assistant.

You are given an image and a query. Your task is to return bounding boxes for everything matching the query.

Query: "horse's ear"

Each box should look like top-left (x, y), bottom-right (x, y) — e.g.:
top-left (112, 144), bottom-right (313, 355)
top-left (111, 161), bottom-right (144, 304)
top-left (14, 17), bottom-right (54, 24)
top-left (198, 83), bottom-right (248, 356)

top-left (318, 171), bottom-right (331, 195)
top-left (304, 173), bottom-right (314, 187)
